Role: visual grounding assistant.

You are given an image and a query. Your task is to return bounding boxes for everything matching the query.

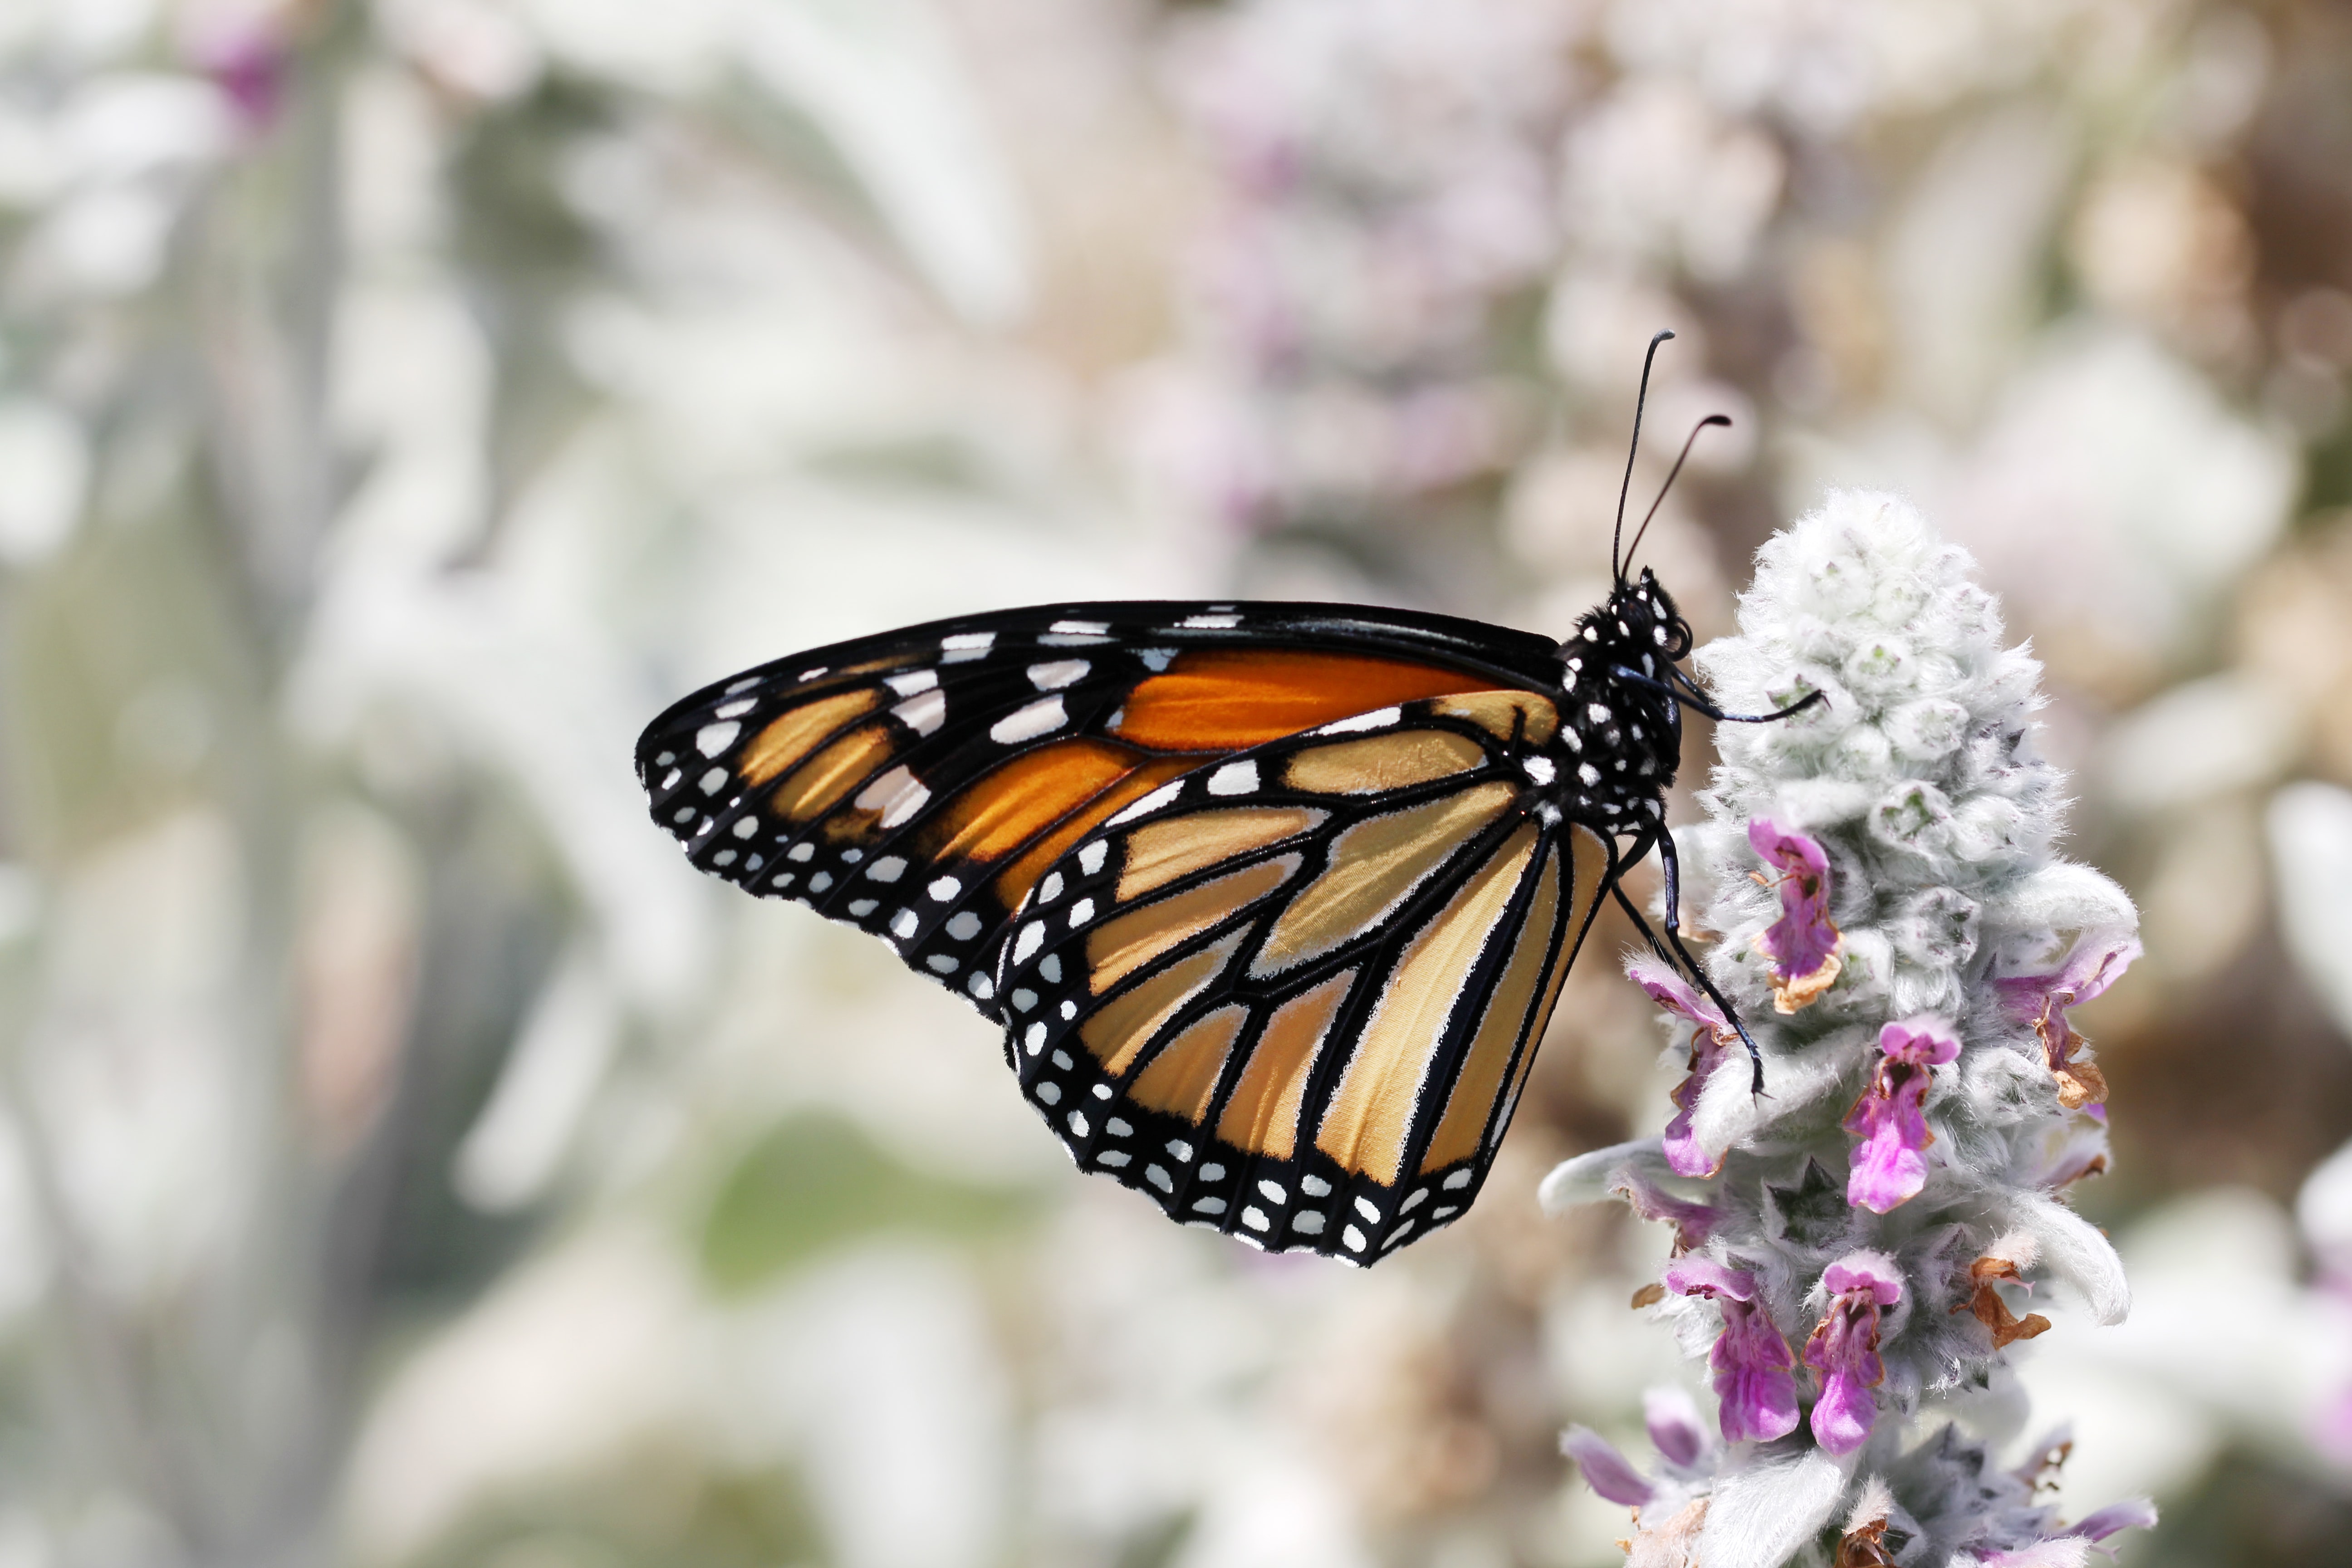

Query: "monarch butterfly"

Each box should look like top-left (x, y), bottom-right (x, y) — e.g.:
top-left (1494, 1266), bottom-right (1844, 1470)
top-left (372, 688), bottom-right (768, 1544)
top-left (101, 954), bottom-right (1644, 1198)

top-left (636, 333), bottom-right (1814, 1263)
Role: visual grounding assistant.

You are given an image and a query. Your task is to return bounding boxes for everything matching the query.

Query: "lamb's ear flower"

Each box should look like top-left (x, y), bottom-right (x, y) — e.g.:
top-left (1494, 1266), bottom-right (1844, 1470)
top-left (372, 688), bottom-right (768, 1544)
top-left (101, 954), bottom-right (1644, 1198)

top-left (1995, 931), bottom-right (2140, 1110)
top-left (1955, 1254), bottom-right (2052, 1349)
top-left (1644, 1386), bottom-right (1710, 1470)
top-left (1664, 1259), bottom-right (1799, 1443)
top-left (1804, 1253), bottom-right (1905, 1455)
top-left (1609, 1165), bottom-right (1723, 1254)
top-left (1842, 1017), bottom-right (1961, 1212)
top-left (1748, 818), bottom-right (1843, 1012)
top-left (1563, 1426), bottom-right (1656, 1506)
top-left (2062, 1497), bottom-right (2157, 1542)
top-left (1627, 954), bottom-right (1739, 1178)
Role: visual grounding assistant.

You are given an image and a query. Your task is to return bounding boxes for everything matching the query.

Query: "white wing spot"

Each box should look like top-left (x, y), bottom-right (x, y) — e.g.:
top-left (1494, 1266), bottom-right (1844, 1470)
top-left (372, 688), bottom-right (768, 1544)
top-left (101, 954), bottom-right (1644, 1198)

top-left (1180, 613), bottom-right (1241, 629)
top-left (1522, 756), bottom-right (1556, 785)
top-left (771, 872), bottom-right (795, 890)
top-left (1166, 1140), bottom-right (1193, 1161)
top-left (798, 666), bottom-right (828, 681)
top-left (1059, 1000), bottom-right (1076, 1020)
top-left (732, 817), bottom-right (759, 839)
top-left (1023, 1022), bottom-right (1045, 1054)
top-left (1077, 841), bottom-right (1108, 876)
top-left (1108, 780), bottom-right (1184, 826)
top-left (1433, 1205), bottom-right (1459, 1219)
top-left (1091, 1083), bottom-right (1112, 1100)
top-left (855, 767), bottom-right (930, 828)
top-left (1578, 762), bottom-right (1602, 786)
top-left (1401, 1188), bottom-right (1428, 1213)
top-left (1038, 872), bottom-right (1064, 904)
top-left (1200, 1163), bottom-right (1225, 1181)
top-left (672, 808), bottom-right (694, 825)
top-left (890, 909), bottom-right (919, 939)
top-left (1012, 922), bottom-right (1045, 964)
top-left (1068, 1111), bottom-right (1089, 1137)
top-left (1027, 659), bottom-right (1088, 691)
top-left (1258, 1180), bottom-right (1287, 1203)
top-left (1137, 649), bottom-right (1176, 671)
top-left (1068, 897), bottom-right (1095, 928)
top-left (1206, 760), bottom-right (1258, 796)
top-left (1107, 1117), bottom-right (1132, 1136)
top-left (1052, 1049), bottom-right (1073, 1070)
top-left (1011, 988), bottom-right (1037, 1012)
top-left (1192, 1196), bottom-right (1226, 1215)
top-left (655, 751), bottom-right (676, 767)
top-left (925, 954), bottom-right (957, 974)
top-left (699, 768), bottom-right (727, 794)
top-left (1241, 1206), bottom-right (1269, 1231)
top-left (892, 688), bottom-right (946, 736)
top-left (1318, 706), bottom-right (1401, 735)
top-left (787, 842), bottom-right (816, 862)
top-left (991, 696), bottom-right (1068, 745)
top-left (1050, 619), bottom-right (1109, 635)
top-left (945, 911), bottom-right (982, 941)
top-left (1301, 1175), bottom-right (1332, 1198)
top-left (940, 632), bottom-right (994, 663)
top-left (712, 849), bottom-right (736, 867)
top-left (966, 972), bottom-right (993, 1000)
top-left (714, 698), bottom-right (755, 719)
top-left (847, 899), bottom-right (877, 916)
top-left (885, 669), bottom-right (938, 697)
top-left (1294, 1211), bottom-right (1326, 1235)
top-left (696, 722), bottom-right (740, 757)
top-left (1038, 1081), bottom-right (1062, 1105)
top-left (928, 876), bottom-right (961, 902)
top-left (1354, 1197), bottom-right (1381, 1222)
top-left (661, 769), bottom-right (681, 790)
top-left (1342, 1225), bottom-right (1366, 1251)
top-left (1145, 1165), bottom-right (1174, 1193)
top-left (867, 856), bottom-right (906, 882)
top-left (1099, 1150), bottom-right (1131, 1168)
top-left (808, 872), bottom-right (833, 892)
top-left (725, 677), bottom-right (760, 696)
top-left (1442, 1168), bottom-right (1472, 1190)
top-left (1588, 703), bottom-right (1612, 724)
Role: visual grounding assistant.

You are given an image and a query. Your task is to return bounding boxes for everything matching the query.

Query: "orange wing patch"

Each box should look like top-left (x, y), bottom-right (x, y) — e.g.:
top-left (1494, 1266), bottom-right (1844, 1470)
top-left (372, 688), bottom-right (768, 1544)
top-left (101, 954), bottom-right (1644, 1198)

top-left (1111, 649), bottom-right (1491, 751)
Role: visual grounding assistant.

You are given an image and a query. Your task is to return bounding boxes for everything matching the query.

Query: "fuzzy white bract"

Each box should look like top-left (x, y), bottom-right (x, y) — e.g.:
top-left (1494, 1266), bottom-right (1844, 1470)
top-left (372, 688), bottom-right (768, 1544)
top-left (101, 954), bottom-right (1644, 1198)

top-left (1544, 491), bottom-right (2156, 1567)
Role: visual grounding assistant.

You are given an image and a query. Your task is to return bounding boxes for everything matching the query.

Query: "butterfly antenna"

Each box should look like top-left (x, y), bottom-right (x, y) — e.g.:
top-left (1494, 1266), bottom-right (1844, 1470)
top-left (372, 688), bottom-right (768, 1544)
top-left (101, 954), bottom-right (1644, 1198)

top-left (1621, 414), bottom-right (1730, 575)
top-left (1612, 329), bottom-right (1675, 587)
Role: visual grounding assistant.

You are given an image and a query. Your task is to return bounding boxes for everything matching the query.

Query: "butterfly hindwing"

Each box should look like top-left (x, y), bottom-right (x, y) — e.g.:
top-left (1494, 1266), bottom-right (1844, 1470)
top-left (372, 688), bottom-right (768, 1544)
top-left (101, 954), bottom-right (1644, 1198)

top-left (995, 690), bottom-right (1613, 1262)
top-left (636, 603), bottom-right (1568, 1017)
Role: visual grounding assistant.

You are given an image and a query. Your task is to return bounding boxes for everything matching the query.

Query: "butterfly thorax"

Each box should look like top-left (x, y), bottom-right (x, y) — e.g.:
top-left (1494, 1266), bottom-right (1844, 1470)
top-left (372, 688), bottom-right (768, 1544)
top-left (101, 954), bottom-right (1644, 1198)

top-left (1544, 568), bottom-right (1691, 835)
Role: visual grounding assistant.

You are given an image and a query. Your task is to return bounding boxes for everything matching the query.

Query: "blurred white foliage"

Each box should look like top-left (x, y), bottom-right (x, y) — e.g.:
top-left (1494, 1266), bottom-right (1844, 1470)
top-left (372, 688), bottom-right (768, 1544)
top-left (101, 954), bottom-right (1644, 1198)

top-left (2017, 1187), bottom-right (2352, 1509)
top-left (2101, 673), bottom-right (2299, 814)
top-left (0, 397), bottom-right (90, 564)
top-left (2270, 782), bottom-right (2352, 1042)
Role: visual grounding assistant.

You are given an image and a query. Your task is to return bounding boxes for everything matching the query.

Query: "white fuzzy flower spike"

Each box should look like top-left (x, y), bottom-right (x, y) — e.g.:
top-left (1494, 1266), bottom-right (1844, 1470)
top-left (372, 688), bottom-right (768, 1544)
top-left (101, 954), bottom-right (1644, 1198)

top-left (1548, 491), bottom-right (2157, 1566)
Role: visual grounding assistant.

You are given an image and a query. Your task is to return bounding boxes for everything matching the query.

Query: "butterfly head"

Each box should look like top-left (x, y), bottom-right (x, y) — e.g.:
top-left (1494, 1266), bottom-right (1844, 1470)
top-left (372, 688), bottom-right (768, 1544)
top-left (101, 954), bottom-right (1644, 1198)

top-left (1567, 567), bottom-right (1692, 670)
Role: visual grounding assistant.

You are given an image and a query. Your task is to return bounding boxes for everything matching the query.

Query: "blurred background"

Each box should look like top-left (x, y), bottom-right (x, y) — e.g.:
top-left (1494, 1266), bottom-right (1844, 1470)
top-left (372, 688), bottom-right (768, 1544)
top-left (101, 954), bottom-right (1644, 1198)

top-left (2, 0), bottom-right (2351, 1565)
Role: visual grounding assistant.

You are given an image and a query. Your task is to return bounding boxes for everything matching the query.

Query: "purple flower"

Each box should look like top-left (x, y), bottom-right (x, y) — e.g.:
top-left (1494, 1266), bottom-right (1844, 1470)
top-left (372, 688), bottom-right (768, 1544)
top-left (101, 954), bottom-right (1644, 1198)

top-left (1627, 955), bottom-right (1738, 1178)
top-left (1561, 1426), bottom-right (1655, 1506)
top-left (1663, 1258), bottom-right (1798, 1443)
top-left (1802, 1252), bottom-right (1904, 1455)
top-left (1748, 818), bottom-right (1843, 1013)
top-left (1995, 931), bottom-right (2139, 1111)
top-left (2063, 1498), bottom-right (2158, 1542)
top-left (1608, 1164), bottom-right (1723, 1254)
top-left (1842, 1016), bottom-right (1961, 1213)
top-left (1643, 1386), bottom-right (1708, 1469)
top-left (1970, 1498), bottom-right (2157, 1564)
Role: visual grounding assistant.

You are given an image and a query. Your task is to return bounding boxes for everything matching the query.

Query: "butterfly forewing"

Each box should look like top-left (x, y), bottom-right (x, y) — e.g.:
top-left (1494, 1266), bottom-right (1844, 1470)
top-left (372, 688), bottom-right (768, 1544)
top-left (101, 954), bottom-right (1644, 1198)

top-left (635, 602), bottom-right (1567, 1017)
top-left (995, 692), bottom-right (1612, 1261)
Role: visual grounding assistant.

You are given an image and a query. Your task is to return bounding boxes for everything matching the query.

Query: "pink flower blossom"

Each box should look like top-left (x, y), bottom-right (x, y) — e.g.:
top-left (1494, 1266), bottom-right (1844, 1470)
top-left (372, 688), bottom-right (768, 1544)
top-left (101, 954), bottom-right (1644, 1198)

top-left (1802, 1252), bottom-right (1904, 1454)
top-left (1561, 1426), bottom-right (1655, 1506)
top-left (1842, 1017), bottom-right (1961, 1213)
top-left (1663, 1258), bottom-right (1798, 1443)
top-left (1627, 954), bottom-right (1738, 1178)
top-left (1748, 818), bottom-right (1842, 1012)
top-left (1995, 931), bottom-right (2139, 1110)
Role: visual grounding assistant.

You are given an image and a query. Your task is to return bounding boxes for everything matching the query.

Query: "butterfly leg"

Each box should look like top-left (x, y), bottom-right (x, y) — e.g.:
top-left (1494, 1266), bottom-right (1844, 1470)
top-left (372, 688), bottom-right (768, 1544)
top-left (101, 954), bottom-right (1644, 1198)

top-left (1609, 829), bottom-right (1769, 1097)
top-left (1608, 664), bottom-right (1825, 725)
